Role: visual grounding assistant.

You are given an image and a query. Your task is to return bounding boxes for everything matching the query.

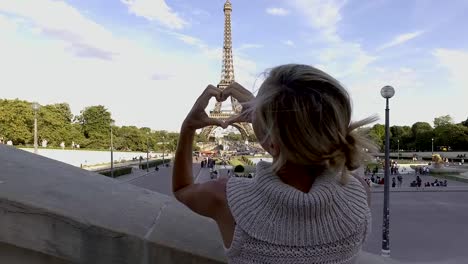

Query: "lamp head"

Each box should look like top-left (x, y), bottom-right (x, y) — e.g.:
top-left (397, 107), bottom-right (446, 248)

top-left (110, 121), bottom-right (115, 126)
top-left (32, 102), bottom-right (40, 111)
top-left (380, 85), bottom-right (395, 99)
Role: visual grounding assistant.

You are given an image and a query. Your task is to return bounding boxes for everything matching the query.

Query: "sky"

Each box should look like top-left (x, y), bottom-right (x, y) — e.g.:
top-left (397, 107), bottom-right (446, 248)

top-left (0, 0), bottom-right (467, 132)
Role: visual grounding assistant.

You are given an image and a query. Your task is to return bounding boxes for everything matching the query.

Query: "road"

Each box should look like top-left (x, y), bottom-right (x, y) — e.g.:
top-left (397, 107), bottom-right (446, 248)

top-left (119, 165), bottom-right (468, 263)
top-left (117, 160), bottom-right (222, 197)
top-left (365, 191), bottom-right (468, 264)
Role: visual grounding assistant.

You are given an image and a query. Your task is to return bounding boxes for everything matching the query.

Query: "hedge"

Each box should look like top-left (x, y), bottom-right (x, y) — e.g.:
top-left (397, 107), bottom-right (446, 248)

top-left (140, 159), bottom-right (171, 170)
top-left (229, 159), bottom-right (244, 167)
top-left (240, 156), bottom-right (254, 166)
top-left (234, 165), bottom-right (245, 173)
top-left (99, 167), bottom-right (133, 178)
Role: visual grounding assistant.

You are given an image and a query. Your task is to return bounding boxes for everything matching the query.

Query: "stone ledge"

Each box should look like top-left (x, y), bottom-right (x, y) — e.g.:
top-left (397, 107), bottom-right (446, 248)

top-left (0, 144), bottom-right (225, 263)
top-left (0, 144), bottom-right (398, 263)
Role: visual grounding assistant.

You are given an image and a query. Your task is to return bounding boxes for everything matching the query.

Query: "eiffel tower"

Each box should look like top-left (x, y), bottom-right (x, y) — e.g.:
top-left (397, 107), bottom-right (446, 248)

top-left (200, 0), bottom-right (254, 140)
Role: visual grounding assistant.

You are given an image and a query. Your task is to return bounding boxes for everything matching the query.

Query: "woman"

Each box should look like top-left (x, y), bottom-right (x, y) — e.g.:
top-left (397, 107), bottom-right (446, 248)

top-left (172, 64), bottom-right (374, 263)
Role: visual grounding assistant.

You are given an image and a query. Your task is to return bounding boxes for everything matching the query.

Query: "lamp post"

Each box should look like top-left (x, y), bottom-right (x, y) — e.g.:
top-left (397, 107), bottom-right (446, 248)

top-left (380, 85), bottom-right (395, 258)
top-left (146, 132), bottom-right (150, 172)
top-left (110, 121), bottom-right (115, 178)
top-left (162, 136), bottom-right (165, 167)
top-left (397, 139), bottom-right (400, 161)
top-left (431, 138), bottom-right (434, 155)
top-left (32, 102), bottom-right (40, 154)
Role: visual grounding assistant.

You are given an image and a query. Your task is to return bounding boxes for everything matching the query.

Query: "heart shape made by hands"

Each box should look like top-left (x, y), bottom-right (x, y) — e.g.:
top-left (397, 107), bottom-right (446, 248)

top-left (209, 93), bottom-right (242, 129)
top-left (189, 83), bottom-right (253, 131)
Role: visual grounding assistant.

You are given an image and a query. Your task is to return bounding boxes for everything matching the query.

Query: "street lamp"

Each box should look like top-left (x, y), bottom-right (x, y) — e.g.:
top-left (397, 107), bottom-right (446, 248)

top-left (32, 102), bottom-right (40, 154)
top-left (380, 85), bottom-right (395, 258)
top-left (110, 121), bottom-right (115, 178)
top-left (146, 132), bottom-right (150, 172)
top-left (162, 136), bottom-right (165, 167)
top-left (431, 138), bottom-right (434, 155)
top-left (397, 139), bottom-right (400, 161)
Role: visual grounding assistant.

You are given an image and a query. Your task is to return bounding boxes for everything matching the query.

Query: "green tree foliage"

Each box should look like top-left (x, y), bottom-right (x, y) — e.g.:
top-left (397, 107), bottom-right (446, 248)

top-left (37, 103), bottom-right (74, 146)
top-left (434, 115), bottom-right (453, 128)
top-left (2, 99), bottom-right (467, 152)
top-left (224, 132), bottom-right (242, 142)
top-left (367, 119), bottom-right (468, 152)
top-left (113, 126), bottom-right (145, 151)
top-left (433, 124), bottom-right (468, 151)
top-left (368, 124), bottom-right (386, 151)
top-left (75, 105), bottom-right (113, 149)
top-left (461, 117), bottom-right (468, 127)
top-left (390, 125), bottom-right (412, 151)
top-left (0, 99), bottom-right (34, 145)
top-left (411, 122), bottom-right (433, 151)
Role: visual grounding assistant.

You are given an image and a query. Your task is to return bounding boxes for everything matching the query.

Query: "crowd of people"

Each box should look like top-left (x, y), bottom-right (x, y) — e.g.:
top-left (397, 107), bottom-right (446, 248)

top-left (364, 159), bottom-right (453, 188)
top-left (410, 176), bottom-right (448, 187)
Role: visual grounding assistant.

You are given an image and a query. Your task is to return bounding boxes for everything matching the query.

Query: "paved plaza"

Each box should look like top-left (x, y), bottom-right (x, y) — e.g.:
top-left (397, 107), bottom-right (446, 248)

top-left (365, 191), bottom-right (468, 263)
top-left (120, 164), bottom-right (468, 263)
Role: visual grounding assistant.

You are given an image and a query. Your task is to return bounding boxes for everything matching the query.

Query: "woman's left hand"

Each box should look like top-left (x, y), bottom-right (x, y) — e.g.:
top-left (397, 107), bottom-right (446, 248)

top-left (182, 85), bottom-right (226, 131)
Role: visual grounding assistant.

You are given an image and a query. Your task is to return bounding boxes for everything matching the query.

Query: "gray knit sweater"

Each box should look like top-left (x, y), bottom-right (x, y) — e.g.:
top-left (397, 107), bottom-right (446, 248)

top-left (225, 161), bottom-right (371, 264)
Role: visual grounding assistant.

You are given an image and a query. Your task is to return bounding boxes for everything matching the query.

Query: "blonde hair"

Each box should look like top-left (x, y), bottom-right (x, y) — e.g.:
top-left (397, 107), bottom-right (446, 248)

top-left (249, 64), bottom-right (377, 183)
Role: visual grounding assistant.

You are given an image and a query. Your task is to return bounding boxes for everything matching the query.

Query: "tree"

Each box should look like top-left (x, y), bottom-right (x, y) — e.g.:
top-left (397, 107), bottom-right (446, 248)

top-left (368, 124), bottom-right (386, 151)
top-left (37, 103), bottom-right (74, 147)
top-left (0, 99), bottom-right (34, 145)
top-left (390, 125), bottom-right (412, 151)
top-left (411, 122), bottom-right (433, 151)
top-left (434, 115), bottom-right (453, 128)
top-left (434, 124), bottom-right (468, 151)
top-left (114, 126), bottom-right (145, 151)
top-left (75, 105), bottom-right (113, 149)
top-left (224, 132), bottom-right (242, 142)
top-left (462, 117), bottom-right (468, 127)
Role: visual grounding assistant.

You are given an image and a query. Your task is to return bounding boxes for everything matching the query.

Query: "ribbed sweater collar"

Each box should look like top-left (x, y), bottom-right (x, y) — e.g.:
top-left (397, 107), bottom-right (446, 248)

top-left (226, 161), bottom-right (370, 247)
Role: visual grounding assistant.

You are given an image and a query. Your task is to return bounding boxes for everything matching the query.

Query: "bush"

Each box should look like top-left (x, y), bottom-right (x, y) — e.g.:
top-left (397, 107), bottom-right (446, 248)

top-left (140, 159), bottom-right (170, 170)
top-left (229, 159), bottom-right (244, 167)
top-left (99, 167), bottom-right (132, 178)
top-left (234, 165), bottom-right (245, 173)
top-left (240, 156), bottom-right (254, 166)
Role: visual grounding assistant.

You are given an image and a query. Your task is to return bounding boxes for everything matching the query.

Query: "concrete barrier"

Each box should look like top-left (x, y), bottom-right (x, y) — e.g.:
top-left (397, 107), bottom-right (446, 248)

top-left (0, 144), bottom-right (398, 263)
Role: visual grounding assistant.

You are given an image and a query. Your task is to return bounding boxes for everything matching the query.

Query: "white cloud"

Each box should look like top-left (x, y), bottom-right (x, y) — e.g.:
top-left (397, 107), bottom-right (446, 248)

top-left (0, 0), bottom-right (261, 131)
top-left (426, 49), bottom-right (468, 124)
top-left (283, 40), bottom-right (295, 47)
top-left (121, 0), bottom-right (188, 30)
top-left (400, 67), bottom-right (414, 73)
top-left (168, 31), bottom-right (205, 48)
top-left (0, 0), bottom-right (120, 59)
top-left (266, 7), bottom-right (290, 16)
top-left (433, 49), bottom-right (468, 94)
top-left (343, 50), bottom-right (468, 126)
top-left (316, 42), bottom-right (377, 79)
top-left (0, 3), bottom-right (219, 132)
top-left (377, 31), bottom-right (424, 51)
top-left (163, 32), bottom-right (260, 92)
top-left (237, 43), bottom-right (263, 52)
top-left (289, 0), bottom-right (346, 41)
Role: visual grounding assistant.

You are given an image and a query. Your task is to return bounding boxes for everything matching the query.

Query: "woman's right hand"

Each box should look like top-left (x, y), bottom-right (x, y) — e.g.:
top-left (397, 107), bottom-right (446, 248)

top-left (220, 82), bottom-right (255, 125)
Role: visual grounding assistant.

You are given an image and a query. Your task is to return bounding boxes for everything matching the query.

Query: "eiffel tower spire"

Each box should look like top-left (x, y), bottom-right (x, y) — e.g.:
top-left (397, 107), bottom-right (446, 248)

top-left (219, 0), bottom-right (234, 87)
top-left (199, 0), bottom-right (254, 140)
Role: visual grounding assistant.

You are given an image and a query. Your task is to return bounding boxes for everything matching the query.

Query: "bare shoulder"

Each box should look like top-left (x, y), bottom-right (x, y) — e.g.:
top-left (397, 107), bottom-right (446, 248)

top-left (174, 177), bottom-right (229, 219)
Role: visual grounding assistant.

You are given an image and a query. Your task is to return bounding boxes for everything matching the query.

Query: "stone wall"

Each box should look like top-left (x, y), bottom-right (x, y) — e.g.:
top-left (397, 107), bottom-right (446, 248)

top-left (0, 144), bottom-right (398, 263)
